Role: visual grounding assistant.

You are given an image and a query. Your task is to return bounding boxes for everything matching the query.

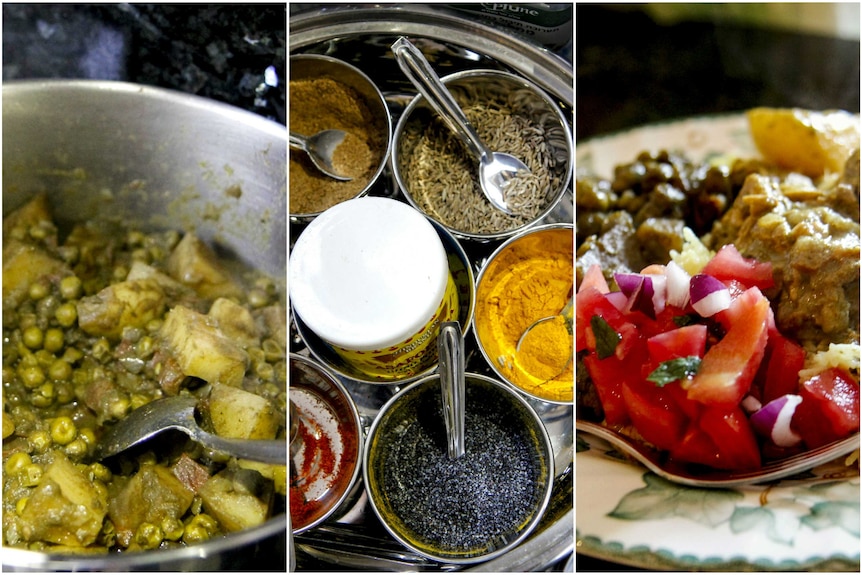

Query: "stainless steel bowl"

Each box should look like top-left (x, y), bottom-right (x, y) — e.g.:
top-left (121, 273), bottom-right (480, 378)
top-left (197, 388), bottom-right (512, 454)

top-left (2, 80), bottom-right (287, 572)
top-left (289, 54), bottom-right (393, 222)
top-left (289, 354), bottom-right (364, 535)
top-left (392, 69), bottom-right (573, 242)
top-left (363, 372), bottom-right (554, 564)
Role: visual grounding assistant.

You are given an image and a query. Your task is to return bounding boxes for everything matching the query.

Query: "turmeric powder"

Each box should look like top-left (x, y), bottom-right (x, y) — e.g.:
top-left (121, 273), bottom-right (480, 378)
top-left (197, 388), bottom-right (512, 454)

top-left (474, 228), bottom-right (574, 403)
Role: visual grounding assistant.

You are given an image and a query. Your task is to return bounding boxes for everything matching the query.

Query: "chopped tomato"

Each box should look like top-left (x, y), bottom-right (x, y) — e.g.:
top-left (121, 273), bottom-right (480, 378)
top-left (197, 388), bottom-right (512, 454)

top-left (622, 380), bottom-right (687, 451)
top-left (684, 287), bottom-right (769, 405)
top-left (579, 263), bottom-right (609, 294)
top-left (578, 249), bottom-right (858, 473)
top-left (701, 244), bottom-right (775, 291)
top-left (699, 406), bottom-right (762, 470)
top-left (791, 367), bottom-right (860, 449)
top-left (760, 332), bottom-right (806, 404)
top-left (671, 426), bottom-right (720, 468)
top-left (583, 353), bottom-right (630, 427)
top-left (576, 286), bottom-right (624, 352)
top-left (671, 407), bottom-right (761, 470)
top-left (646, 324), bottom-right (707, 371)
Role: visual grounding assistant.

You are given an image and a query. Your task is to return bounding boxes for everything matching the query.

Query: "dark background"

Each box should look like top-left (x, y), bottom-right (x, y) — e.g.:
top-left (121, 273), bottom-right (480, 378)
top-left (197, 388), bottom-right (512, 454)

top-left (577, 4), bottom-right (860, 142)
top-left (2, 3), bottom-right (286, 125)
top-left (576, 4), bottom-right (859, 572)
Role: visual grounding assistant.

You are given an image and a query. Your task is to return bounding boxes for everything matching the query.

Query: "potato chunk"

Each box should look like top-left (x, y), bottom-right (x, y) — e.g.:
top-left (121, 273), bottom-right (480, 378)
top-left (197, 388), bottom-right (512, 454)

top-left (748, 107), bottom-right (860, 178)
top-left (77, 278), bottom-right (166, 340)
top-left (2, 240), bottom-right (69, 306)
top-left (198, 467), bottom-right (272, 532)
top-left (16, 452), bottom-right (107, 547)
top-left (208, 383), bottom-right (280, 440)
top-left (209, 297), bottom-right (260, 349)
top-left (167, 233), bottom-right (243, 300)
top-left (159, 305), bottom-right (249, 388)
top-left (107, 464), bottom-right (194, 548)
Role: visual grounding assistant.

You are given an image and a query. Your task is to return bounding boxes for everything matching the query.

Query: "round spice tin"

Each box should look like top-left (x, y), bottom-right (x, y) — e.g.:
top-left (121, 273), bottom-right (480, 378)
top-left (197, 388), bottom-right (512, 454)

top-left (473, 223), bottom-right (574, 404)
top-left (363, 372), bottom-right (554, 564)
top-left (290, 197), bottom-right (459, 380)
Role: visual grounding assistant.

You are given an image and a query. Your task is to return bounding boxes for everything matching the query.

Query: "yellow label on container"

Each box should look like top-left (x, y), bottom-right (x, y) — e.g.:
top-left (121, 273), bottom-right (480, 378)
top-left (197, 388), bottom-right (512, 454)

top-left (332, 273), bottom-right (460, 379)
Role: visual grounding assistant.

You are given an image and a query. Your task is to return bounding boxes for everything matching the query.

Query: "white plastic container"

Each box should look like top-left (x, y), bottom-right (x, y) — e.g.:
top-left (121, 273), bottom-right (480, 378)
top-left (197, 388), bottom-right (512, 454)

top-left (290, 197), bottom-right (459, 379)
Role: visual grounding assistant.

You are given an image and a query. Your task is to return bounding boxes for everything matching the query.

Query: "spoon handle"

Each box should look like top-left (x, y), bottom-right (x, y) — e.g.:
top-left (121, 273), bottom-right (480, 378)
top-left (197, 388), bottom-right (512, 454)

top-left (437, 321), bottom-right (465, 459)
top-left (391, 37), bottom-right (491, 161)
top-left (289, 131), bottom-right (309, 152)
top-left (190, 427), bottom-right (287, 465)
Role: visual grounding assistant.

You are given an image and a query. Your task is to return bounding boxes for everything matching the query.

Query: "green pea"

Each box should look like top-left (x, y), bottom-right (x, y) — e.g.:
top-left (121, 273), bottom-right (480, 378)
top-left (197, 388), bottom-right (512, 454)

top-left (5, 451), bottom-right (32, 476)
top-left (64, 437), bottom-right (88, 458)
top-left (108, 396), bottom-right (130, 420)
top-left (28, 281), bottom-right (50, 302)
top-left (31, 382), bottom-right (55, 408)
top-left (182, 524), bottom-right (209, 545)
top-left (23, 464), bottom-right (42, 487)
top-left (62, 347), bottom-right (84, 365)
top-left (19, 365), bottom-right (45, 389)
top-left (134, 522), bottom-right (163, 550)
top-left (248, 288), bottom-right (269, 308)
top-left (55, 302), bottom-right (78, 327)
top-left (161, 517), bottom-right (184, 541)
top-left (59, 276), bottom-right (83, 300)
top-left (43, 328), bottom-right (64, 353)
top-left (49, 416), bottom-right (76, 445)
top-left (48, 359), bottom-right (73, 382)
top-left (28, 430), bottom-right (52, 453)
top-left (190, 513), bottom-right (218, 533)
top-left (89, 462), bottom-right (112, 482)
top-left (255, 362), bottom-right (275, 382)
top-left (22, 326), bottom-right (44, 350)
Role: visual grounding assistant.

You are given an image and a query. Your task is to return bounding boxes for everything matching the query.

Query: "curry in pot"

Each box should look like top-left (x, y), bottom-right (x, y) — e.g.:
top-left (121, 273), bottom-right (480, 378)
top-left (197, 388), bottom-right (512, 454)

top-left (2, 194), bottom-right (286, 552)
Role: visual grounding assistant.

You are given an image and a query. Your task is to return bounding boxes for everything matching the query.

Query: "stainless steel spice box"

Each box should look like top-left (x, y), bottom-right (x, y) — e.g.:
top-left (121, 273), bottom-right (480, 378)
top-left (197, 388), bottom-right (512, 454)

top-left (289, 5), bottom-right (573, 571)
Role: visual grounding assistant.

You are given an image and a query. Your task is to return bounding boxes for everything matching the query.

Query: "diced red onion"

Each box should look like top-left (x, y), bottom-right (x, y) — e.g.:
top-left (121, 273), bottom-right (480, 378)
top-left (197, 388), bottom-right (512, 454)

top-left (750, 394), bottom-right (803, 448)
top-left (665, 261), bottom-right (691, 309)
top-left (614, 273), bottom-right (656, 318)
top-left (614, 273), bottom-right (645, 297)
top-left (648, 273), bottom-right (667, 315)
top-left (690, 274), bottom-right (731, 317)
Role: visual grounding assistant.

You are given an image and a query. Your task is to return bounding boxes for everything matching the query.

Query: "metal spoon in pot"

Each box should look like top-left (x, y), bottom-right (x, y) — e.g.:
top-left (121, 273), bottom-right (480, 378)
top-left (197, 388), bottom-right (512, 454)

top-left (391, 36), bottom-right (526, 216)
top-left (289, 129), bottom-right (354, 181)
top-left (437, 322), bottom-right (465, 460)
top-left (91, 396), bottom-right (286, 465)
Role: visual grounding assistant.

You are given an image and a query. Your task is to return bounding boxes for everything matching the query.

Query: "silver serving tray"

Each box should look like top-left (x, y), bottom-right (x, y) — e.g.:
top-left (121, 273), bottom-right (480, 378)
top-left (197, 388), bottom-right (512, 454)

top-left (289, 5), bottom-right (573, 572)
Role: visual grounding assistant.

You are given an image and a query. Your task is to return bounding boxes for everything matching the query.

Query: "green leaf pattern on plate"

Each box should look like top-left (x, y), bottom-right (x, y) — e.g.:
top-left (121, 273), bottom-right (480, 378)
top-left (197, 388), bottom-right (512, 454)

top-left (586, 434), bottom-right (861, 546)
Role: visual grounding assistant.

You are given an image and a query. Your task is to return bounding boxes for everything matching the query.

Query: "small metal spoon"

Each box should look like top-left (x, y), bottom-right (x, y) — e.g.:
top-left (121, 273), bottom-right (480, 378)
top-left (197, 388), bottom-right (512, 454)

top-left (437, 321), bottom-right (465, 460)
top-left (517, 294), bottom-right (573, 352)
top-left (92, 396), bottom-right (286, 465)
top-left (391, 36), bottom-right (526, 215)
top-left (577, 419), bottom-right (860, 488)
top-left (289, 129), bottom-right (353, 181)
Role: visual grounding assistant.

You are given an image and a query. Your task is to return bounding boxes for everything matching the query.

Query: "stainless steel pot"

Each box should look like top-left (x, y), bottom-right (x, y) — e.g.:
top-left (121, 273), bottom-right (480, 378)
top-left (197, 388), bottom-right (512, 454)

top-left (2, 80), bottom-right (287, 572)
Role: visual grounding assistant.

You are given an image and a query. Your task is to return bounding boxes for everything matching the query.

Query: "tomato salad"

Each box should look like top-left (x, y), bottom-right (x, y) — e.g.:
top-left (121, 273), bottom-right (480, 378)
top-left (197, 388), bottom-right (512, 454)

top-left (577, 244), bottom-right (860, 471)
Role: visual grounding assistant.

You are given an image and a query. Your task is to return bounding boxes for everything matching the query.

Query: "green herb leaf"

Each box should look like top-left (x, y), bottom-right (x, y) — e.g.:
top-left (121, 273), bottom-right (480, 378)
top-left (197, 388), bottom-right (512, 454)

top-left (590, 315), bottom-right (621, 360)
top-left (647, 356), bottom-right (702, 387)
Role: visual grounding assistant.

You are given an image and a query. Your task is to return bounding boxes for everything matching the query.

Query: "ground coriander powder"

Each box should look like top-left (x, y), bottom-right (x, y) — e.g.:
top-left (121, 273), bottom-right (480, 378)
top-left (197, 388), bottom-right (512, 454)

top-left (289, 76), bottom-right (385, 214)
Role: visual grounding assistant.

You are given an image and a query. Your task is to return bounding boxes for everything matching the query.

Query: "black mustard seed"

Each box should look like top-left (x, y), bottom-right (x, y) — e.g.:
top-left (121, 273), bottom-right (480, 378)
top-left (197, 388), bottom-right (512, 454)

top-left (377, 382), bottom-right (545, 553)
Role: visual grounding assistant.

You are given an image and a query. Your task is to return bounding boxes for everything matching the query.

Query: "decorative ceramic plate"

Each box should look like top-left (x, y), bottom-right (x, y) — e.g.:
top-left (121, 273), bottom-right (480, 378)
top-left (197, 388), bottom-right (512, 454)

top-left (575, 114), bottom-right (861, 571)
